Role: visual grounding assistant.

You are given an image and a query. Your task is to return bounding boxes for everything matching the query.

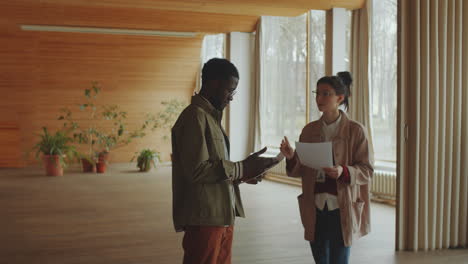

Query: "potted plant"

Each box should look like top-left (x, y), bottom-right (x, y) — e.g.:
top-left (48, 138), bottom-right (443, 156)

top-left (96, 155), bottom-right (108, 173)
top-left (131, 149), bottom-right (159, 172)
top-left (58, 83), bottom-right (187, 172)
top-left (31, 127), bottom-right (77, 176)
top-left (59, 83), bottom-right (158, 173)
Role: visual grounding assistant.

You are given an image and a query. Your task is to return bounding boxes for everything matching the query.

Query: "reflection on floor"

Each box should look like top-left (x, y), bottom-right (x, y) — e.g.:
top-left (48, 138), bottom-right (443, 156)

top-left (0, 164), bottom-right (467, 264)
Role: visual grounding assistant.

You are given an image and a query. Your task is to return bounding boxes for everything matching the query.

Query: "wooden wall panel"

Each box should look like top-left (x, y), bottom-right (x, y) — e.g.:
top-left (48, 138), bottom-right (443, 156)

top-left (0, 1), bottom-right (366, 41)
top-left (0, 29), bottom-right (201, 167)
top-left (0, 125), bottom-right (22, 168)
top-left (1, 2), bottom-right (259, 33)
top-left (0, 1), bottom-right (363, 33)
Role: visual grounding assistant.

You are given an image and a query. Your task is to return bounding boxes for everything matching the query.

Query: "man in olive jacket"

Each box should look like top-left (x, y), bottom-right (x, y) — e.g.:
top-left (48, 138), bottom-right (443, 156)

top-left (172, 58), bottom-right (277, 264)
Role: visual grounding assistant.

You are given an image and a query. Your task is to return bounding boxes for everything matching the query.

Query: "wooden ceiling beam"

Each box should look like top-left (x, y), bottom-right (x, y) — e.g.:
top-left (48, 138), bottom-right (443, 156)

top-left (1, 2), bottom-right (259, 33)
top-left (39, 0), bottom-right (314, 17)
top-left (1, 0), bottom-right (365, 33)
top-left (9, 0), bottom-right (365, 17)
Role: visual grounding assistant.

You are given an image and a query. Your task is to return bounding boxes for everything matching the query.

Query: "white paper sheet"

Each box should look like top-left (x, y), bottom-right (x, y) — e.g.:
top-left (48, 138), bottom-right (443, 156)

top-left (295, 141), bottom-right (333, 169)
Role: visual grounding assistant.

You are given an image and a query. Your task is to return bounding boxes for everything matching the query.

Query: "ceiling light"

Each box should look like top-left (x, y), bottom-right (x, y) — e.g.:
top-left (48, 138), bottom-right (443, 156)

top-left (20, 25), bottom-right (198, 37)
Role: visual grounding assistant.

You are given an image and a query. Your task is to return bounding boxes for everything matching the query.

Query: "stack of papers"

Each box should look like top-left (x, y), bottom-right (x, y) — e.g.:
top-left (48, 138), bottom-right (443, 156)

top-left (295, 142), bottom-right (333, 169)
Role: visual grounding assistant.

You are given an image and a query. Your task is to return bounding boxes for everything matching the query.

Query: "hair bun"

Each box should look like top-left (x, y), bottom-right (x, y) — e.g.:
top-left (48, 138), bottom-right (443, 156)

top-left (337, 71), bottom-right (353, 87)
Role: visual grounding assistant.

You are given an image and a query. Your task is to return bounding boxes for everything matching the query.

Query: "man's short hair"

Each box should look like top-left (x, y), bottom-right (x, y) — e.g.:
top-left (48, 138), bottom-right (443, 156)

top-left (201, 58), bottom-right (239, 85)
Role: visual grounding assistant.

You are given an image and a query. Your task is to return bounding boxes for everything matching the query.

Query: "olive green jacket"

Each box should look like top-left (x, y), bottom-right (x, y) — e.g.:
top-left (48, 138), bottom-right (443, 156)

top-left (171, 94), bottom-right (245, 231)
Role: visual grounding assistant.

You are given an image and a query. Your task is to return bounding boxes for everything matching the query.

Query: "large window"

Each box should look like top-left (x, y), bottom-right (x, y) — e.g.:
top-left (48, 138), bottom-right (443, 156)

top-left (201, 34), bottom-right (225, 62)
top-left (343, 10), bottom-right (352, 71)
top-left (259, 15), bottom-right (307, 148)
top-left (309, 10), bottom-right (327, 122)
top-left (370, 0), bottom-right (398, 166)
top-left (197, 34), bottom-right (226, 93)
top-left (310, 9), bottom-right (349, 122)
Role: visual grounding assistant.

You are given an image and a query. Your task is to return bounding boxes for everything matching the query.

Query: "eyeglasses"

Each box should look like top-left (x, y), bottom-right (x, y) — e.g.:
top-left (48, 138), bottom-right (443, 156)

top-left (226, 89), bottom-right (237, 97)
top-left (312, 90), bottom-right (335, 97)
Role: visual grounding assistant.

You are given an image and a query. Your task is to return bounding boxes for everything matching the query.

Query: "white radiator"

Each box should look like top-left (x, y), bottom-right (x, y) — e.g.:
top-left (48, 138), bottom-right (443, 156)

top-left (269, 157), bottom-right (287, 175)
top-left (371, 170), bottom-right (397, 200)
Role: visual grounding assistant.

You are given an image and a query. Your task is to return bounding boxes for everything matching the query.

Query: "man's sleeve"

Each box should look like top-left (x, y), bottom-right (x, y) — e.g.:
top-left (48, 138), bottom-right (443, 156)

top-left (176, 110), bottom-right (236, 184)
top-left (231, 162), bottom-right (243, 181)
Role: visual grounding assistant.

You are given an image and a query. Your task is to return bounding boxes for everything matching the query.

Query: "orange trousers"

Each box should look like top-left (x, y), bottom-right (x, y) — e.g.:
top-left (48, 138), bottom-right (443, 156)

top-left (182, 225), bottom-right (234, 264)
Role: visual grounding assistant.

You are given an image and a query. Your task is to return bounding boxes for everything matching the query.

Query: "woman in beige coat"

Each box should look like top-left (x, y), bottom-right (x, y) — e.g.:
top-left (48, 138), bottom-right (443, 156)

top-left (280, 72), bottom-right (373, 264)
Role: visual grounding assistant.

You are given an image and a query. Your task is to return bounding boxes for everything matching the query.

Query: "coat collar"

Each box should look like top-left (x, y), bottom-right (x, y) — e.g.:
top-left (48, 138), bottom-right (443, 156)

top-left (191, 94), bottom-right (223, 122)
top-left (318, 109), bottom-right (350, 140)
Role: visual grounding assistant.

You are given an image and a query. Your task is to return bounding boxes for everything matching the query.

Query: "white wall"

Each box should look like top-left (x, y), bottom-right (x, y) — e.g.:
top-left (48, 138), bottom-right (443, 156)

top-left (227, 32), bottom-right (255, 161)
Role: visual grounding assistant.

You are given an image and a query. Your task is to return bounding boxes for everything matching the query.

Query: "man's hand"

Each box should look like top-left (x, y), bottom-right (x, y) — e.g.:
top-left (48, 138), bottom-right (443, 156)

top-left (322, 165), bottom-right (343, 180)
top-left (243, 173), bottom-right (266, 184)
top-left (241, 147), bottom-right (278, 183)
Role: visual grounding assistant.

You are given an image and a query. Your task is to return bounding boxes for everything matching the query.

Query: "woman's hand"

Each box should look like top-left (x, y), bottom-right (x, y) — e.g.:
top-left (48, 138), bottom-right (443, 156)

top-left (280, 136), bottom-right (295, 160)
top-left (322, 165), bottom-right (343, 180)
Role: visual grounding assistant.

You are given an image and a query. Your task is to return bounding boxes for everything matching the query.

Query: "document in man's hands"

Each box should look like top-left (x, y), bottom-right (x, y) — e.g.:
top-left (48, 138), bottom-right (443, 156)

top-left (241, 153), bottom-right (284, 183)
top-left (295, 141), bottom-right (333, 169)
top-left (255, 153), bottom-right (284, 176)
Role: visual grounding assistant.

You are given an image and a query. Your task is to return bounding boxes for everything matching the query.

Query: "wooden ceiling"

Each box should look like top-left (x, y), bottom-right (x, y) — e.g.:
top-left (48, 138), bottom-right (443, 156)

top-left (36, 0), bottom-right (365, 16)
top-left (1, 0), bottom-right (364, 33)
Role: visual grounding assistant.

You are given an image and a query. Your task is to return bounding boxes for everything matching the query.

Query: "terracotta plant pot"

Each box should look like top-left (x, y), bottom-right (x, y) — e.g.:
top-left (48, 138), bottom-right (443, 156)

top-left (81, 158), bottom-right (96, 173)
top-left (96, 162), bottom-right (107, 173)
top-left (98, 151), bottom-right (110, 163)
top-left (43, 155), bottom-right (63, 176)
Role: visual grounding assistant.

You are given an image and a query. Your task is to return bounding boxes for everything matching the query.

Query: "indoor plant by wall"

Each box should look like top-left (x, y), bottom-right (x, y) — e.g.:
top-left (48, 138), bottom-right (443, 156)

top-left (131, 149), bottom-right (160, 172)
top-left (58, 83), bottom-right (158, 173)
top-left (58, 83), bottom-right (187, 173)
top-left (153, 99), bottom-right (187, 141)
top-left (31, 127), bottom-right (78, 176)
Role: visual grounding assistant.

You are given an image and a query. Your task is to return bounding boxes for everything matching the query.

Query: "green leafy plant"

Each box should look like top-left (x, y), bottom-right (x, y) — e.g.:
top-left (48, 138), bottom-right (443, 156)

top-left (58, 82), bottom-right (160, 163)
top-left (31, 127), bottom-right (78, 167)
top-left (131, 149), bottom-right (160, 172)
top-left (58, 82), bottom-right (187, 165)
top-left (154, 99), bottom-right (187, 140)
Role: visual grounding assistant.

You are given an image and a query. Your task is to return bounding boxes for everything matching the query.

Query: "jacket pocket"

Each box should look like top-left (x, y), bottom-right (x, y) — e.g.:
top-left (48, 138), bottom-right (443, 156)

top-left (211, 136), bottom-right (225, 158)
top-left (198, 184), bottom-right (222, 217)
top-left (351, 199), bottom-right (365, 232)
top-left (297, 194), bottom-right (314, 230)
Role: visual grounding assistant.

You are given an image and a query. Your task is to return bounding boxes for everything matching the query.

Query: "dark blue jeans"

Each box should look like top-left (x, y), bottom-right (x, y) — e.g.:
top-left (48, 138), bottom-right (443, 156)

top-left (309, 205), bottom-right (350, 264)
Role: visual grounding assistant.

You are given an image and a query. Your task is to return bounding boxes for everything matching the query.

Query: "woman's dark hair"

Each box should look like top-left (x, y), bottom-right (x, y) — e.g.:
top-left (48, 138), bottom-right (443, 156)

top-left (201, 58), bottom-right (239, 85)
top-left (316, 71), bottom-right (353, 110)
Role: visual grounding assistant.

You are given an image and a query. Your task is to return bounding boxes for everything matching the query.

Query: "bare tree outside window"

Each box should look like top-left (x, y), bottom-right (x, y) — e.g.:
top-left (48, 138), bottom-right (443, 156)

top-left (309, 10), bottom-right (326, 122)
top-left (260, 14), bottom-right (307, 148)
top-left (309, 10), bottom-right (349, 121)
top-left (370, 0), bottom-right (397, 165)
top-left (344, 10), bottom-right (352, 71)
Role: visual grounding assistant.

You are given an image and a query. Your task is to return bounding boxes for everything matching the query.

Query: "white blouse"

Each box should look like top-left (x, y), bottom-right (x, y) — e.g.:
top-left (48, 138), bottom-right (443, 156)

top-left (315, 113), bottom-right (341, 211)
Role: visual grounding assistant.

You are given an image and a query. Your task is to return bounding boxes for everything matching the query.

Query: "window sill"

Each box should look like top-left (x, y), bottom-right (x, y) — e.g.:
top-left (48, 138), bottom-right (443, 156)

top-left (374, 160), bottom-right (396, 173)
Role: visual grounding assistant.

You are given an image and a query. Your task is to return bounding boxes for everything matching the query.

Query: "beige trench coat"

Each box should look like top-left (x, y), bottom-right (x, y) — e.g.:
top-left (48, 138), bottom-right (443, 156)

top-left (287, 111), bottom-right (374, 246)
